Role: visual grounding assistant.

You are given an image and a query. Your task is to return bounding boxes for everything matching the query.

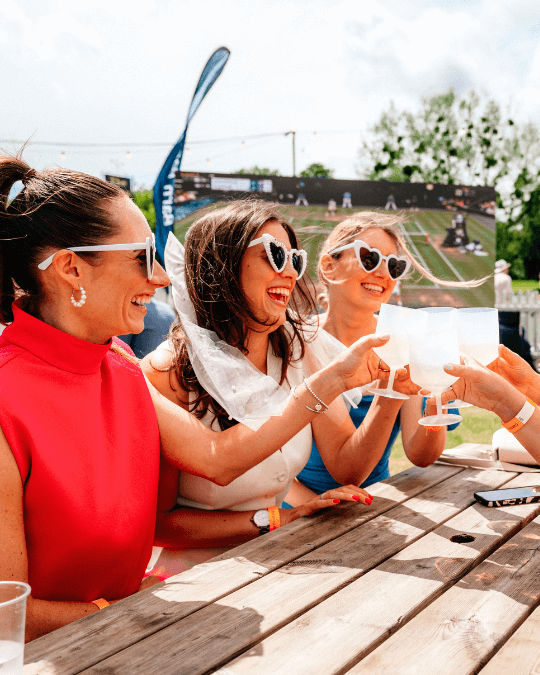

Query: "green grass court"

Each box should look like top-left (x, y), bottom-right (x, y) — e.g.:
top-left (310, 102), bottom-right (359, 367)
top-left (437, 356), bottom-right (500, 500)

top-left (389, 407), bottom-right (501, 475)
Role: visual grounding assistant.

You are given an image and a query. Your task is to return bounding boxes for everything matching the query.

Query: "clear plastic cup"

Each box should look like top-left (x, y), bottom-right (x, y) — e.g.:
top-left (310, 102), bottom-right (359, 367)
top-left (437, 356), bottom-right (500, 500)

top-left (0, 582), bottom-right (31, 674)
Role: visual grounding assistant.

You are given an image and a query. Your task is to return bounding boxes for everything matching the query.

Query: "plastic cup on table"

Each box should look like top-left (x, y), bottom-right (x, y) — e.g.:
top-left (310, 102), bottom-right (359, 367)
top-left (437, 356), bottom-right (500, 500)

top-left (0, 582), bottom-right (31, 675)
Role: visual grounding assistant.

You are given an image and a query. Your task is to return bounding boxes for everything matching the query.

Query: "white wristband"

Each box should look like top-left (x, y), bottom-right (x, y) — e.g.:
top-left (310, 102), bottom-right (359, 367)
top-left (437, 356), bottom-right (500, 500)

top-left (502, 397), bottom-right (537, 433)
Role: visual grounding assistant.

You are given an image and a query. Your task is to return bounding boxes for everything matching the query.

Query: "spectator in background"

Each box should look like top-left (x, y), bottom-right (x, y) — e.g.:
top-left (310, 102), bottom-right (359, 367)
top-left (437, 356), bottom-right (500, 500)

top-left (342, 192), bottom-right (352, 209)
top-left (118, 296), bottom-right (176, 359)
top-left (495, 259), bottom-right (512, 306)
top-left (385, 194), bottom-right (397, 210)
top-left (326, 199), bottom-right (337, 217)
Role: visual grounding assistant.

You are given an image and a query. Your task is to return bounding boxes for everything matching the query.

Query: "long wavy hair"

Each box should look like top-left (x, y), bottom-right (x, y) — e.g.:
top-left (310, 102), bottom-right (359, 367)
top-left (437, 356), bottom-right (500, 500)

top-left (167, 199), bottom-right (317, 430)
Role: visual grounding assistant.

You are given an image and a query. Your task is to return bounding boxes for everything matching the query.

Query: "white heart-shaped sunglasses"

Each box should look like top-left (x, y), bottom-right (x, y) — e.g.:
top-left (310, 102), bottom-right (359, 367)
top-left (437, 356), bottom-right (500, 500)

top-left (330, 239), bottom-right (411, 280)
top-left (248, 233), bottom-right (307, 280)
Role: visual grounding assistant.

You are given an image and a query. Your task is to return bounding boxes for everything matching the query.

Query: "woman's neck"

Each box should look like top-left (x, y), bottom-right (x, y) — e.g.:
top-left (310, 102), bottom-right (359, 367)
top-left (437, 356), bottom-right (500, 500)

top-left (245, 329), bottom-right (270, 374)
top-left (321, 298), bottom-right (378, 348)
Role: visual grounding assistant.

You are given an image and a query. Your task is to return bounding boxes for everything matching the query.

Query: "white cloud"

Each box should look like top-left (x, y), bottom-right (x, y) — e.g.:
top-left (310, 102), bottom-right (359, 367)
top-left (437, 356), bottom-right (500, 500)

top-left (1, 0), bottom-right (538, 182)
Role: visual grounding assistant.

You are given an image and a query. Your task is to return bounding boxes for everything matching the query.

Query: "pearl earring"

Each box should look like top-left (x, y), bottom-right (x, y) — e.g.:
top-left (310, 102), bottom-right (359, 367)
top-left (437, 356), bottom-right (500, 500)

top-left (70, 286), bottom-right (86, 308)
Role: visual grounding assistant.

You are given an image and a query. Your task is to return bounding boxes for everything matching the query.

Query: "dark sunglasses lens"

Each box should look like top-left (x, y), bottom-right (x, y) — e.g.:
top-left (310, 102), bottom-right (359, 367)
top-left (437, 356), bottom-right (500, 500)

top-left (269, 241), bottom-right (286, 271)
top-left (359, 247), bottom-right (380, 271)
top-left (388, 258), bottom-right (407, 279)
top-left (291, 253), bottom-right (304, 276)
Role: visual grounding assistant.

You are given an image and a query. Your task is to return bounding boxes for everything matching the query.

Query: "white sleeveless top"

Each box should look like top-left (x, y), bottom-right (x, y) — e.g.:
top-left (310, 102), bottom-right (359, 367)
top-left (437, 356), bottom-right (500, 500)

top-left (174, 339), bottom-right (312, 511)
top-left (147, 339), bottom-right (313, 577)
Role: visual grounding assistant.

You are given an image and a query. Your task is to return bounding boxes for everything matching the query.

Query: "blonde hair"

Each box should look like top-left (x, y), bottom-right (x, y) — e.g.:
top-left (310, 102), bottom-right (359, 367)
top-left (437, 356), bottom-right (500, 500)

top-left (318, 211), bottom-right (488, 290)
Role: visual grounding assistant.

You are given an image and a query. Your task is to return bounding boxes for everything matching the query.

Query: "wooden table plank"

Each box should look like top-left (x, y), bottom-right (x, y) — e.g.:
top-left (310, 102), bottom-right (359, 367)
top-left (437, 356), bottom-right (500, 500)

top-left (208, 472), bottom-right (540, 675)
top-left (348, 514), bottom-right (540, 675)
top-left (24, 464), bottom-right (461, 675)
top-left (479, 604), bottom-right (540, 675)
top-left (76, 468), bottom-right (518, 675)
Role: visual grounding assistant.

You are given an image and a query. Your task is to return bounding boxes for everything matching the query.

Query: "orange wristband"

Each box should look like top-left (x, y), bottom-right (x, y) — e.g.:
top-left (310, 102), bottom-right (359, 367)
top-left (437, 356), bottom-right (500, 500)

top-left (502, 398), bottom-right (537, 433)
top-left (91, 598), bottom-right (110, 610)
top-left (268, 506), bottom-right (280, 531)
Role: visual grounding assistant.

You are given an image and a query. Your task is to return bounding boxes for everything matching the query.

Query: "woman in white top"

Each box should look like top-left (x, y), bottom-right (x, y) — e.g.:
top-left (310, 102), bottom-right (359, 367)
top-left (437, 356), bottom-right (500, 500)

top-left (142, 200), bottom-right (397, 577)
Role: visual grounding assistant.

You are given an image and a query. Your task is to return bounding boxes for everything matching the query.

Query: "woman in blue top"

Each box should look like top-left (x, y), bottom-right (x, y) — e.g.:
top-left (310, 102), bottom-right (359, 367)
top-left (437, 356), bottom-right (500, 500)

top-left (286, 211), bottom-right (469, 504)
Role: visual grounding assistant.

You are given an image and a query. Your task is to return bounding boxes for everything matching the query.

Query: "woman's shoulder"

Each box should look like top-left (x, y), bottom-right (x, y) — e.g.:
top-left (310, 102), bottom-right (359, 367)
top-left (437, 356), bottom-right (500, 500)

top-left (141, 341), bottom-right (189, 407)
top-left (141, 340), bottom-right (174, 371)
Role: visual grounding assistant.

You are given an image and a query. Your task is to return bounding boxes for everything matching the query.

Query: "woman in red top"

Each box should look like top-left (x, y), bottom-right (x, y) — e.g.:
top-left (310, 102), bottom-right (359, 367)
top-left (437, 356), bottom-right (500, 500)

top-left (0, 155), bottom-right (388, 641)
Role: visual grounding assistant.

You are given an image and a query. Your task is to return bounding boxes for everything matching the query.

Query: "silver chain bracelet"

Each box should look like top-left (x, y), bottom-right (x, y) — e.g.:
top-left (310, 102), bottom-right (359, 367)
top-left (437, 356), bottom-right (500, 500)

top-left (292, 377), bottom-right (329, 414)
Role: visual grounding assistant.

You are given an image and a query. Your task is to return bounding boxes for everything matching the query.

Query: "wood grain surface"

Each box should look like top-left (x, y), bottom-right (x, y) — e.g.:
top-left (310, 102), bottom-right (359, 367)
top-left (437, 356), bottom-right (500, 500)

top-left (349, 511), bottom-right (540, 675)
top-left (24, 464), bottom-right (459, 675)
top-left (207, 471), bottom-right (540, 675)
top-left (479, 604), bottom-right (540, 675)
top-left (76, 468), bottom-right (518, 675)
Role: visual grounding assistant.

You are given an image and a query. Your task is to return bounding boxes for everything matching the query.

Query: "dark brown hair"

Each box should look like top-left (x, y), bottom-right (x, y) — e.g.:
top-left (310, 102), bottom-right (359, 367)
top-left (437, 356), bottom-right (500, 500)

top-left (167, 199), bottom-right (317, 430)
top-left (0, 152), bottom-right (125, 324)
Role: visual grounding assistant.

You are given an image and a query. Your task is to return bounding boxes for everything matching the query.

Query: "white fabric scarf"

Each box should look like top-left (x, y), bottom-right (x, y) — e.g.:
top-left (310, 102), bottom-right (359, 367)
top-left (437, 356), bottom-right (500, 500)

top-left (164, 232), bottom-right (363, 430)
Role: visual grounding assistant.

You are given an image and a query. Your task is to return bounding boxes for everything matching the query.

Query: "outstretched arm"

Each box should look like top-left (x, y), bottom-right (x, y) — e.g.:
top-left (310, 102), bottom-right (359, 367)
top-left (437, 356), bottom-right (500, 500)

top-left (146, 334), bottom-right (389, 486)
top-left (488, 344), bottom-right (540, 405)
top-left (439, 358), bottom-right (540, 462)
top-left (400, 395), bottom-right (447, 467)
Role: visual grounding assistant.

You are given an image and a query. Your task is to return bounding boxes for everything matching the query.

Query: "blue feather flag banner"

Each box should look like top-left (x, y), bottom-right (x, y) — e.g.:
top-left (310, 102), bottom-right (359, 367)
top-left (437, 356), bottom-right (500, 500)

top-left (153, 47), bottom-right (230, 265)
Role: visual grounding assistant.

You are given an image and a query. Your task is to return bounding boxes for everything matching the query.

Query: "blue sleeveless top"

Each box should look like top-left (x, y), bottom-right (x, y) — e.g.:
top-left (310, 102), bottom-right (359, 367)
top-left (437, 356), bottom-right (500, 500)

top-left (296, 396), bottom-right (460, 493)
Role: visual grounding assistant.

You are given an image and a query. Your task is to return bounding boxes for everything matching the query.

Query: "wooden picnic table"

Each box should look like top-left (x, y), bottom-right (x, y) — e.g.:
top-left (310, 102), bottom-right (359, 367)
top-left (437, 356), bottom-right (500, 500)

top-left (24, 442), bottom-right (540, 675)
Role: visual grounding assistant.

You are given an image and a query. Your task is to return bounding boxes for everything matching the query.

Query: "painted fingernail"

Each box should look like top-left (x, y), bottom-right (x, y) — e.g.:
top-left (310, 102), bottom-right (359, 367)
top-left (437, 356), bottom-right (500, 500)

top-left (333, 499), bottom-right (340, 504)
top-left (366, 498), bottom-right (373, 505)
top-left (368, 494), bottom-right (374, 499)
top-left (353, 495), bottom-right (362, 501)
top-left (444, 363), bottom-right (454, 370)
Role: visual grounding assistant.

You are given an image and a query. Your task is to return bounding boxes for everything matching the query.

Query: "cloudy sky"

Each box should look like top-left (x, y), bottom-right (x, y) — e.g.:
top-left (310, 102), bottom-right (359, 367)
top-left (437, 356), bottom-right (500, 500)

top-left (2, 0), bottom-right (539, 187)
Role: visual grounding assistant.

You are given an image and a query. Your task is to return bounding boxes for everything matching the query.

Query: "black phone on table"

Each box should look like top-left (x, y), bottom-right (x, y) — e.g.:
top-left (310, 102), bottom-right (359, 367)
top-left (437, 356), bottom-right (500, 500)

top-left (474, 486), bottom-right (540, 507)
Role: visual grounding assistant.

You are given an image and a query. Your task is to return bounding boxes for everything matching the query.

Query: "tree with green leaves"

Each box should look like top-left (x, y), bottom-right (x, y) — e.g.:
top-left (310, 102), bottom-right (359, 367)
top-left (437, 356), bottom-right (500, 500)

top-left (131, 189), bottom-right (156, 232)
top-left (236, 166), bottom-right (281, 175)
top-left (498, 184), bottom-right (540, 279)
top-left (357, 89), bottom-right (540, 224)
top-left (300, 163), bottom-right (334, 178)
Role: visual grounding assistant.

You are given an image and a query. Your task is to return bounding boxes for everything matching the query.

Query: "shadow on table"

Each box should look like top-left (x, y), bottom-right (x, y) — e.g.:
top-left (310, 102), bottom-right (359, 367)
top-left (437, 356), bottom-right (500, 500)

top-left (25, 596), bottom-right (265, 675)
top-left (375, 504), bottom-right (540, 593)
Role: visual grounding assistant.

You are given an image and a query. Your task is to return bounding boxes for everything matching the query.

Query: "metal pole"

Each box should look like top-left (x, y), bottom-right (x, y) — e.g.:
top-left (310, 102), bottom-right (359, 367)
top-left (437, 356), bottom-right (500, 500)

top-left (285, 130), bottom-right (296, 176)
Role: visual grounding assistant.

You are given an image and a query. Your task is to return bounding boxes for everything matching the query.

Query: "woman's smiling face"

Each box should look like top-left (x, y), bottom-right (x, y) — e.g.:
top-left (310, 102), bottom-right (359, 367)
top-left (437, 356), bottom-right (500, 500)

top-left (240, 220), bottom-right (299, 332)
top-left (324, 227), bottom-right (399, 313)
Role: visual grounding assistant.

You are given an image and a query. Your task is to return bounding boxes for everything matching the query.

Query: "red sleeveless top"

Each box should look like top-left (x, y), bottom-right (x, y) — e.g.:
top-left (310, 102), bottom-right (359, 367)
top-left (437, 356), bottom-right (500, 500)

top-left (0, 306), bottom-right (160, 602)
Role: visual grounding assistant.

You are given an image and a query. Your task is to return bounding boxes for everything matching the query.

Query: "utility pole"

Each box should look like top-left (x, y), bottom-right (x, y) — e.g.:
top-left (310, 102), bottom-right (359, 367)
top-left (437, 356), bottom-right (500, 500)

top-left (285, 130), bottom-right (296, 176)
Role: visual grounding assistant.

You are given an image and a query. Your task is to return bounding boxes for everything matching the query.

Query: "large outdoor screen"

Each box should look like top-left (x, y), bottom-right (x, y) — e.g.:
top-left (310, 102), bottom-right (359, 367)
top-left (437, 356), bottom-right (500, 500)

top-left (174, 171), bottom-right (495, 308)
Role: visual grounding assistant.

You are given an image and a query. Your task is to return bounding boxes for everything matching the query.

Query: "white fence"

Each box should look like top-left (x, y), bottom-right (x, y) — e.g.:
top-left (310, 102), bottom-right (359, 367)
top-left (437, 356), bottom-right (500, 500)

top-left (496, 290), bottom-right (540, 355)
